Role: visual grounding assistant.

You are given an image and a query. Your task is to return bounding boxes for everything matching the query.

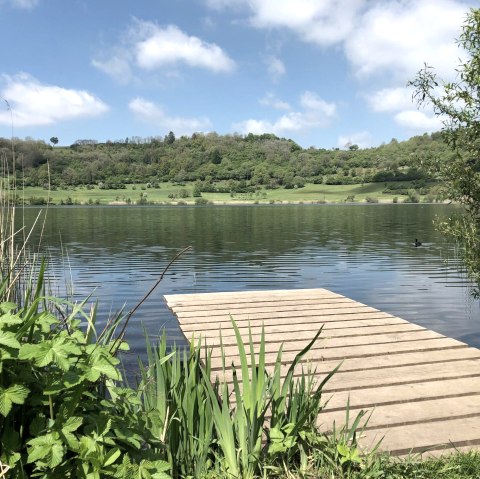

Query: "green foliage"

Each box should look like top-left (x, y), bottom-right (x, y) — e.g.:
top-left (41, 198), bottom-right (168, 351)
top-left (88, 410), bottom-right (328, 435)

top-left (378, 450), bottom-right (480, 479)
top-left (409, 7), bottom-right (480, 293)
top-left (138, 321), bottom-right (352, 479)
top-left (403, 189), bottom-right (420, 203)
top-left (138, 334), bottom-right (214, 479)
top-left (0, 267), bottom-right (171, 478)
top-left (5, 132), bottom-right (451, 192)
top-left (192, 182), bottom-right (202, 197)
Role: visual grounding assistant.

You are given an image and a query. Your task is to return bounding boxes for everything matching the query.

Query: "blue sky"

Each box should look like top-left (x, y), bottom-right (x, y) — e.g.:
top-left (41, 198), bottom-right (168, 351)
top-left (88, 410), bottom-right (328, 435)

top-left (0, 0), bottom-right (478, 148)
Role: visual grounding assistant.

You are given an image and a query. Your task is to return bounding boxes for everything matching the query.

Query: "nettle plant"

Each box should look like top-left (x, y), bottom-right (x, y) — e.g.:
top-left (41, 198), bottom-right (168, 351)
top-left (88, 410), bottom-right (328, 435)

top-left (0, 267), bottom-right (170, 479)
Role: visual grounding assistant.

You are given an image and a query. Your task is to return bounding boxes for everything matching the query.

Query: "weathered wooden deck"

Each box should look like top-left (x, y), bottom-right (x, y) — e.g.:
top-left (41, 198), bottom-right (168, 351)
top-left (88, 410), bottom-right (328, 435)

top-left (164, 288), bottom-right (480, 456)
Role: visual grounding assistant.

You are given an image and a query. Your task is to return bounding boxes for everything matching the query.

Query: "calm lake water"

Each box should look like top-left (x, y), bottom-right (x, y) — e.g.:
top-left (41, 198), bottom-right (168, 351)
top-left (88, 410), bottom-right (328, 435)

top-left (23, 204), bottom-right (479, 356)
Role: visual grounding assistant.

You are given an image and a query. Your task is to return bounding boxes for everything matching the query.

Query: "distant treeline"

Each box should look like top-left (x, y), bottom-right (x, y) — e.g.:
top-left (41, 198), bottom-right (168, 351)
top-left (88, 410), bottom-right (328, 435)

top-left (0, 131), bottom-right (453, 190)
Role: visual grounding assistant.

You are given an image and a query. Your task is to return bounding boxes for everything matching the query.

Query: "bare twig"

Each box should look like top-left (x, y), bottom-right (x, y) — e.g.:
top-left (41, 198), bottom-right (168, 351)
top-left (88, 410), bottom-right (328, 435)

top-left (111, 245), bottom-right (192, 354)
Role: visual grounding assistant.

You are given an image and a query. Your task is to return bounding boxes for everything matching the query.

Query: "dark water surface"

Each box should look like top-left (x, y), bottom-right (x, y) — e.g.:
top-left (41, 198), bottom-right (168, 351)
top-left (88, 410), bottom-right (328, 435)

top-left (24, 204), bottom-right (479, 354)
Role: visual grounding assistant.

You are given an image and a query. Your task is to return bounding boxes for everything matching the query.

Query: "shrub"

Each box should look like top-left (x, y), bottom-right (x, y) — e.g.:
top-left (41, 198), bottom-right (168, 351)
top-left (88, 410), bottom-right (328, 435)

top-left (28, 196), bottom-right (48, 205)
top-left (193, 182), bottom-right (202, 197)
top-left (0, 262), bottom-right (171, 477)
top-left (404, 189), bottom-right (420, 203)
top-left (178, 188), bottom-right (190, 199)
top-left (365, 196), bottom-right (379, 203)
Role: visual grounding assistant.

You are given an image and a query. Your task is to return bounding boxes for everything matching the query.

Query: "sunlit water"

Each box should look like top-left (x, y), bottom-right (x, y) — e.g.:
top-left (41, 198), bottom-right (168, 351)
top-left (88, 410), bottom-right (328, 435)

top-left (23, 204), bottom-right (479, 359)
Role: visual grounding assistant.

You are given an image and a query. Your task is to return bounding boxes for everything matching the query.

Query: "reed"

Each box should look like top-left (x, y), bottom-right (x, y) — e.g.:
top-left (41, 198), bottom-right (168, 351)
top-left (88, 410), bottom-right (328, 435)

top-left (137, 319), bottom-right (372, 479)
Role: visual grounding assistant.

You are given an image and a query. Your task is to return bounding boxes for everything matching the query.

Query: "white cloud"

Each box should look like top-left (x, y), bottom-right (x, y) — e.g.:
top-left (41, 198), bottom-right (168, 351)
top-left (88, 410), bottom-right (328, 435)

top-left (300, 91), bottom-right (336, 116)
top-left (234, 91), bottom-right (336, 136)
top-left (134, 23), bottom-right (235, 72)
top-left (0, 73), bottom-right (108, 127)
top-left (94, 21), bottom-right (235, 80)
top-left (366, 85), bottom-right (444, 133)
top-left (204, 0), bottom-right (470, 85)
top-left (337, 131), bottom-right (373, 149)
top-left (205, 0), bottom-right (366, 45)
top-left (266, 56), bottom-right (286, 81)
top-left (394, 110), bottom-right (443, 132)
top-left (248, 0), bottom-right (365, 46)
top-left (345, 0), bottom-right (467, 80)
top-left (129, 97), bottom-right (212, 135)
top-left (366, 87), bottom-right (415, 113)
top-left (91, 56), bottom-right (132, 83)
top-left (202, 0), bottom-right (471, 139)
top-left (260, 92), bottom-right (291, 110)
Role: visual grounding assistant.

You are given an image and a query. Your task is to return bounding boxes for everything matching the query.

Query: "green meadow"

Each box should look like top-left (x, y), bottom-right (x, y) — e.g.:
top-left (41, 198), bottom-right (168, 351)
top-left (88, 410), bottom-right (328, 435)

top-left (20, 181), bottom-right (432, 206)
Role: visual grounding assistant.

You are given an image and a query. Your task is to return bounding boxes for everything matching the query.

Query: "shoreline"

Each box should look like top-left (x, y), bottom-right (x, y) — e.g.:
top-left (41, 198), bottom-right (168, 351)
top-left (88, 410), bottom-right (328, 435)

top-left (17, 181), bottom-right (443, 207)
top-left (26, 199), bottom-right (450, 208)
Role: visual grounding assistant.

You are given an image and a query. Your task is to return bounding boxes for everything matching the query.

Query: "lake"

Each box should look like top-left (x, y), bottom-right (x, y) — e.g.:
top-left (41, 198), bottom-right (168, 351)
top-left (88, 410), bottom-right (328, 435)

top-left (24, 204), bottom-right (479, 356)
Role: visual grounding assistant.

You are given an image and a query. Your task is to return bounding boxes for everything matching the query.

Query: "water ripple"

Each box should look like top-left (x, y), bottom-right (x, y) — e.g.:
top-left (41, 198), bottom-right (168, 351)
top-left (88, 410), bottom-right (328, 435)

top-left (21, 204), bottom-right (479, 357)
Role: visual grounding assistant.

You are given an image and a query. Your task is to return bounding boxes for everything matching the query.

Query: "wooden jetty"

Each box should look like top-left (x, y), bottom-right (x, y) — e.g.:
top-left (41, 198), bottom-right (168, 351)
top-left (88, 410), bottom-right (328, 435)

top-left (164, 288), bottom-right (480, 456)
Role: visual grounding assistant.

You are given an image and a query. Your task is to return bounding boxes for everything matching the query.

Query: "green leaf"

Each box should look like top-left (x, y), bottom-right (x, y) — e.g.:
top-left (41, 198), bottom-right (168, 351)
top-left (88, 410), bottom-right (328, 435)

top-left (0, 311), bottom-right (22, 325)
top-left (104, 447), bottom-right (121, 467)
top-left (0, 384), bottom-right (29, 416)
top-left (44, 370), bottom-right (83, 394)
top-left (29, 415), bottom-right (46, 436)
top-left (0, 302), bottom-right (17, 313)
top-left (337, 443), bottom-right (350, 457)
top-left (84, 351), bottom-right (121, 382)
top-left (0, 427), bottom-right (21, 467)
top-left (63, 415), bottom-right (83, 433)
top-left (0, 330), bottom-right (21, 349)
top-left (138, 460), bottom-right (171, 479)
top-left (27, 433), bottom-right (65, 467)
top-left (20, 337), bottom-right (81, 371)
top-left (269, 427), bottom-right (284, 442)
top-left (61, 429), bottom-right (79, 450)
top-left (48, 442), bottom-right (65, 468)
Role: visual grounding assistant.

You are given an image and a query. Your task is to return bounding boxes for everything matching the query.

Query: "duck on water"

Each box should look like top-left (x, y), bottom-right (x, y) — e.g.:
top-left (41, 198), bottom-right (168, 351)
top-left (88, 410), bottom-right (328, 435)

top-left (414, 239), bottom-right (422, 247)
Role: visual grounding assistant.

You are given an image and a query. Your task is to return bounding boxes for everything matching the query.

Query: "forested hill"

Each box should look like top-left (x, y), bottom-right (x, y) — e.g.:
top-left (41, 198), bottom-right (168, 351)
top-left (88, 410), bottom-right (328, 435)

top-left (1, 132), bottom-right (453, 190)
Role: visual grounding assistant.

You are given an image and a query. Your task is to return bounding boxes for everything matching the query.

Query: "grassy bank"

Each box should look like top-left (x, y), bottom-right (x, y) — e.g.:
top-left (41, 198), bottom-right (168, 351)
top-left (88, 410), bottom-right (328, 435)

top-left (19, 181), bottom-right (438, 206)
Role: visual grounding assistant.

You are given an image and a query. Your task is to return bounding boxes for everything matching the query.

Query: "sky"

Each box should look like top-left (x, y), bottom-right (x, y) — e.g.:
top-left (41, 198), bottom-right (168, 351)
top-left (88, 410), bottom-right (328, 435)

top-left (0, 0), bottom-right (479, 149)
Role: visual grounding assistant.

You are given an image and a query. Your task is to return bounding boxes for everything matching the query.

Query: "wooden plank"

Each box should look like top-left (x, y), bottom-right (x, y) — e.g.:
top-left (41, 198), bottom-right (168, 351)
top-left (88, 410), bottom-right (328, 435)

top-left (208, 329), bottom-right (445, 359)
top-left (319, 394), bottom-right (480, 431)
top-left (216, 357), bottom-right (480, 393)
top-left (323, 376), bottom-right (480, 411)
top-left (179, 312), bottom-right (400, 333)
top-left (180, 323), bottom-right (426, 347)
top-left (169, 297), bottom-right (357, 313)
top-left (175, 302), bottom-right (374, 320)
top-left (209, 337), bottom-right (467, 371)
top-left (321, 358), bottom-right (480, 393)
top-left (164, 288), bottom-right (339, 304)
top-left (361, 416), bottom-right (480, 455)
top-left (214, 348), bottom-right (480, 385)
top-left (176, 306), bottom-right (389, 324)
top-left (179, 316), bottom-right (409, 337)
top-left (165, 287), bottom-right (480, 456)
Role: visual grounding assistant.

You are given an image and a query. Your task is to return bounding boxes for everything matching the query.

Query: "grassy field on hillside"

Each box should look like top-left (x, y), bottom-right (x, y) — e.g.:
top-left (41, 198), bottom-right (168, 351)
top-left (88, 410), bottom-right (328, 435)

top-left (19, 181), bottom-right (434, 205)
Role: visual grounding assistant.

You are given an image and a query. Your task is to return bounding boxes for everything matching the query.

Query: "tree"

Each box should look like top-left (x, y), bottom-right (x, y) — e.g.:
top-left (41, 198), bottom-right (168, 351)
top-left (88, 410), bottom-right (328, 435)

top-left (50, 136), bottom-right (58, 146)
top-left (165, 131), bottom-right (175, 145)
top-left (409, 7), bottom-right (480, 293)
